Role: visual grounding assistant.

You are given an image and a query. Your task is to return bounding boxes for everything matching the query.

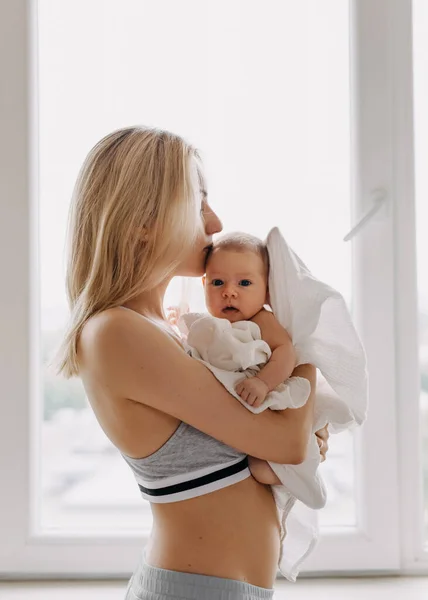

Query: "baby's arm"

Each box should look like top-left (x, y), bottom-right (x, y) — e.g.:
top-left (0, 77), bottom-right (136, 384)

top-left (235, 309), bottom-right (296, 407)
top-left (243, 314), bottom-right (297, 479)
top-left (252, 308), bottom-right (296, 389)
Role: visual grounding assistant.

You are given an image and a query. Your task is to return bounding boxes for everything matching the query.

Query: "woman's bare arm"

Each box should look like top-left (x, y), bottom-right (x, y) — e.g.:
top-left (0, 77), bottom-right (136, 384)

top-left (79, 309), bottom-right (316, 464)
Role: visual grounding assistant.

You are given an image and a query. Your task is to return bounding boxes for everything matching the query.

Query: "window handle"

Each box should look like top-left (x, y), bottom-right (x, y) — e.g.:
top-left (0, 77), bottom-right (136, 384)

top-left (343, 189), bottom-right (387, 242)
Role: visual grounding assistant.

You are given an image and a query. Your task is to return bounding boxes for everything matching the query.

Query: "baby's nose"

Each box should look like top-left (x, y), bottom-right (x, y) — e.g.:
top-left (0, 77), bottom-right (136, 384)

top-left (222, 286), bottom-right (238, 298)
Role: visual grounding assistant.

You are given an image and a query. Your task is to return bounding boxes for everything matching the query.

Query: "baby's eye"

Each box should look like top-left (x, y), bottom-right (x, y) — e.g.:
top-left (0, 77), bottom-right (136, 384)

top-left (239, 280), bottom-right (252, 287)
top-left (212, 279), bottom-right (224, 287)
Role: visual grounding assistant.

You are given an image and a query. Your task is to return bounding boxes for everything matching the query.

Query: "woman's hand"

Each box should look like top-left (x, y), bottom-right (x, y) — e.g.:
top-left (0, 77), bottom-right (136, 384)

top-left (315, 424), bottom-right (329, 462)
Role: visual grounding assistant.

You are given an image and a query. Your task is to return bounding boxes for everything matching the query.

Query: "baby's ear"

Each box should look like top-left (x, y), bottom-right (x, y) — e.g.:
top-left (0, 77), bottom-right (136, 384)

top-left (266, 287), bottom-right (271, 305)
top-left (202, 275), bottom-right (206, 287)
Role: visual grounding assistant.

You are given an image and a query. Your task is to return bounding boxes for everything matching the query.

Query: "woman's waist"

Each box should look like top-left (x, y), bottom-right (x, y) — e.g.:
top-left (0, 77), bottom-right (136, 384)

top-left (146, 477), bottom-right (281, 588)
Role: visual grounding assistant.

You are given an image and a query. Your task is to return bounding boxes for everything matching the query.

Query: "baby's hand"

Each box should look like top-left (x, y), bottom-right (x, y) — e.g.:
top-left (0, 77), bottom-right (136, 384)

top-left (166, 303), bottom-right (189, 327)
top-left (235, 376), bottom-right (269, 408)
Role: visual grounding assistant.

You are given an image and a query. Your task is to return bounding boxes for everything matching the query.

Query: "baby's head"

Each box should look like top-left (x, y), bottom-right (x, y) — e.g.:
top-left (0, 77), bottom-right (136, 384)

top-left (202, 232), bottom-right (269, 323)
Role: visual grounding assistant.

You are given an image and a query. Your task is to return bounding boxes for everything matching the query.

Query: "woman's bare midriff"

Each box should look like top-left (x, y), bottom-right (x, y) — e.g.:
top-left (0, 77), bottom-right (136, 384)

top-left (81, 372), bottom-right (281, 590)
top-left (145, 475), bottom-right (281, 589)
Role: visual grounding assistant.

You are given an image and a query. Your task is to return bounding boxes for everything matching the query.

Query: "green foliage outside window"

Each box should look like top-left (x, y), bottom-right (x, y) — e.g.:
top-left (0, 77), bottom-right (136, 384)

top-left (42, 328), bottom-right (87, 420)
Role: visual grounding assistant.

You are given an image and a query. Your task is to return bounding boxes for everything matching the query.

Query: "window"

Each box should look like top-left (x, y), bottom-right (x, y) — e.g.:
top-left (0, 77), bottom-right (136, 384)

top-left (1, 0), bottom-right (426, 577)
top-left (38, 0), bottom-right (354, 535)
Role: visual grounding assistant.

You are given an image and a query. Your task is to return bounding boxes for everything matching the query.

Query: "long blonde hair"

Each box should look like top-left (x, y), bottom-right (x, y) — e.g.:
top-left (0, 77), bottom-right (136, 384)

top-left (55, 126), bottom-right (204, 378)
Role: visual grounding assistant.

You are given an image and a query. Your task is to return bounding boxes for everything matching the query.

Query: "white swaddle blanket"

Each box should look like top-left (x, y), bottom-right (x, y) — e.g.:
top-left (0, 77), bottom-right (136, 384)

top-left (179, 226), bottom-right (368, 581)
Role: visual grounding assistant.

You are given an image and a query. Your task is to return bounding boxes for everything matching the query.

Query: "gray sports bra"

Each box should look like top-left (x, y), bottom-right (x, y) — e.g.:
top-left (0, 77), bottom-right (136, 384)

top-left (118, 305), bottom-right (251, 503)
top-left (121, 420), bottom-right (250, 504)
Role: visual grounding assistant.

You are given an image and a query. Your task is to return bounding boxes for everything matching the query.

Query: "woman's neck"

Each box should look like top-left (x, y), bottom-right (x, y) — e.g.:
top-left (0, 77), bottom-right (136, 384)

top-left (122, 281), bottom-right (170, 320)
top-left (121, 280), bottom-right (185, 349)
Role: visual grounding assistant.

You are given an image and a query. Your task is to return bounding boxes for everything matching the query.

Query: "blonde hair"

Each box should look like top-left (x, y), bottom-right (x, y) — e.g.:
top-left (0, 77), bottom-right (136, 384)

top-left (55, 126), bottom-right (205, 378)
top-left (207, 232), bottom-right (269, 275)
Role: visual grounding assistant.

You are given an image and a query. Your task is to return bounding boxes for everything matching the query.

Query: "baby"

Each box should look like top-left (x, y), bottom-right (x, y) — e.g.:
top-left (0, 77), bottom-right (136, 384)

top-left (170, 232), bottom-right (299, 486)
top-left (169, 229), bottom-right (366, 581)
top-left (204, 232), bottom-right (300, 485)
top-left (202, 233), bottom-right (296, 405)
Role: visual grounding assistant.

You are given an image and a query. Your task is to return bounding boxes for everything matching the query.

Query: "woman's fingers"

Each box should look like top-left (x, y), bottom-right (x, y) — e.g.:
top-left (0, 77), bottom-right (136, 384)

top-left (315, 424), bottom-right (329, 442)
top-left (317, 436), bottom-right (326, 462)
top-left (315, 424), bottom-right (329, 461)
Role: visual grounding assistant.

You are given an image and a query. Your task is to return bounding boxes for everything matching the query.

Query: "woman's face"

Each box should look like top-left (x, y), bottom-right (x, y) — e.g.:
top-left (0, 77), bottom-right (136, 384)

top-left (176, 193), bottom-right (223, 277)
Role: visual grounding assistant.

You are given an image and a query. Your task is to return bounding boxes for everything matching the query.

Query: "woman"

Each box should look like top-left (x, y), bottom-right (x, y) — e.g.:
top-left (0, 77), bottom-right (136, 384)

top-left (56, 126), bottom-right (329, 599)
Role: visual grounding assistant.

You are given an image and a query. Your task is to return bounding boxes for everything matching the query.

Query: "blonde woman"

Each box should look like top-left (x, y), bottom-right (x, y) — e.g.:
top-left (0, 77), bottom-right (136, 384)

top-left (56, 126), bottom-right (329, 600)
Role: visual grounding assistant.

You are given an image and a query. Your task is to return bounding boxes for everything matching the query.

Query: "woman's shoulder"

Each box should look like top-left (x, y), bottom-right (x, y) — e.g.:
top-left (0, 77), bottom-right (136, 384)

top-left (80, 306), bottom-right (144, 345)
top-left (79, 306), bottom-right (183, 372)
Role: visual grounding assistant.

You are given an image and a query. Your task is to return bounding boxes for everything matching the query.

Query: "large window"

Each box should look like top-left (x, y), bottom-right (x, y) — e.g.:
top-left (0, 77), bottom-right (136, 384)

top-left (1, 0), bottom-right (426, 577)
top-left (38, 0), bottom-right (354, 534)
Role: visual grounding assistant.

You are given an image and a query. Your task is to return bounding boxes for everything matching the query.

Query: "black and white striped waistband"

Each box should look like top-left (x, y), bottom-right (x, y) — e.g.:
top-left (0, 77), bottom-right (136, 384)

top-left (136, 456), bottom-right (251, 503)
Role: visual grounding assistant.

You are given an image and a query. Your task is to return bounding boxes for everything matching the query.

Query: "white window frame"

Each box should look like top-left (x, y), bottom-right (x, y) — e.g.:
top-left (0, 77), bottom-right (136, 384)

top-left (0, 0), bottom-right (426, 577)
top-left (392, 0), bottom-right (428, 575)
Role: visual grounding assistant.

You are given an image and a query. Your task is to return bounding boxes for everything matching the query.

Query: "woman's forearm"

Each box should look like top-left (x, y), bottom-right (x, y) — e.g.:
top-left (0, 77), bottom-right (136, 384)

top-left (277, 363), bottom-right (316, 463)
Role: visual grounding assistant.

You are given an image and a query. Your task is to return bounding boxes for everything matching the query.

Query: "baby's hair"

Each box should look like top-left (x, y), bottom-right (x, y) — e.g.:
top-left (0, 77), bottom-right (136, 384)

top-left (207, 231), bottom-right (269, 276)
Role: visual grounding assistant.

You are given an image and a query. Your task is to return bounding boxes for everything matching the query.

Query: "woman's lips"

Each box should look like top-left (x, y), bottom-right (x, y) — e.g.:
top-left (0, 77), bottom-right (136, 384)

top-left (203, 244), bottom-right (213, 268)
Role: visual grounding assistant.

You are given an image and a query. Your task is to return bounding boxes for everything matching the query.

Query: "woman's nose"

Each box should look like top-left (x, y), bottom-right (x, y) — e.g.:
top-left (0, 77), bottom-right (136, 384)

top-left (205, 204), bottom-right (223, 236)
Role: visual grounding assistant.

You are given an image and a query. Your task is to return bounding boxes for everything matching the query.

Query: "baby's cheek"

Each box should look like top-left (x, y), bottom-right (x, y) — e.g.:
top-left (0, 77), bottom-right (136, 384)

top-left (206, 296), bottom-right (220, 317)
top-left (204, 291), bottom-right (213, 308)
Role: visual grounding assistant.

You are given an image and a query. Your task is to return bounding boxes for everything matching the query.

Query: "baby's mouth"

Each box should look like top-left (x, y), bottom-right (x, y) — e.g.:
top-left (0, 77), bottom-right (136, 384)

top-left (222, 306), bottom-right (239, 313)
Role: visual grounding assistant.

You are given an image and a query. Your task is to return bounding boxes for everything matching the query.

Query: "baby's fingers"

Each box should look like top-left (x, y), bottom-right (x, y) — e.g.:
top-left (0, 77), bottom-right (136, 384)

top-left (246, 393), bottom-right (258, 406)
top-left (235, 381), bottom-right (246, 395)
top-left (166, 306), bottom-right (179, 322)
top-left (240, 390), bottom-right (251, 402)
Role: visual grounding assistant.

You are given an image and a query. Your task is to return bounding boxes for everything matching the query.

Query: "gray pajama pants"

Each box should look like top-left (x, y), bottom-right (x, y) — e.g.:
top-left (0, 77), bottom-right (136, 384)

top-left (125, 553), bottom-right (275, 600)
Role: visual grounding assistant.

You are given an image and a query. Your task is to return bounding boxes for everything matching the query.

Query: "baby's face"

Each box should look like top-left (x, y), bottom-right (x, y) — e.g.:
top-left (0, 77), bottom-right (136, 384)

top-left (203, 249), bottom-right (268, 322)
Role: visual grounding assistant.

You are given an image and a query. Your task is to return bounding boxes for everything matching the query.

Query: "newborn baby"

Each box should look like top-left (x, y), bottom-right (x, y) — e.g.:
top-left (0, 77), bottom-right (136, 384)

top-left (203, 232), bottom-right (302, 484)
top-left (170, 232), bottom-right (307, 485)
top-left (170, 228), bottom-right (368, 582)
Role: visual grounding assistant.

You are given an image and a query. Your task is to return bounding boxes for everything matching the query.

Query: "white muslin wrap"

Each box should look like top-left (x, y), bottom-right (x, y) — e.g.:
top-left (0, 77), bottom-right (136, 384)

top-left (179, 227), bottom-right (368, 581)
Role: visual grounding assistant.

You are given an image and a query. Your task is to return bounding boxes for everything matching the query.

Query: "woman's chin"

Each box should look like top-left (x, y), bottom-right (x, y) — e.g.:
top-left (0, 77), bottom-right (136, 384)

top-left (175, 261), bottom-right (205, 278)
top-left (174, 247), bottom-right (211, 278)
